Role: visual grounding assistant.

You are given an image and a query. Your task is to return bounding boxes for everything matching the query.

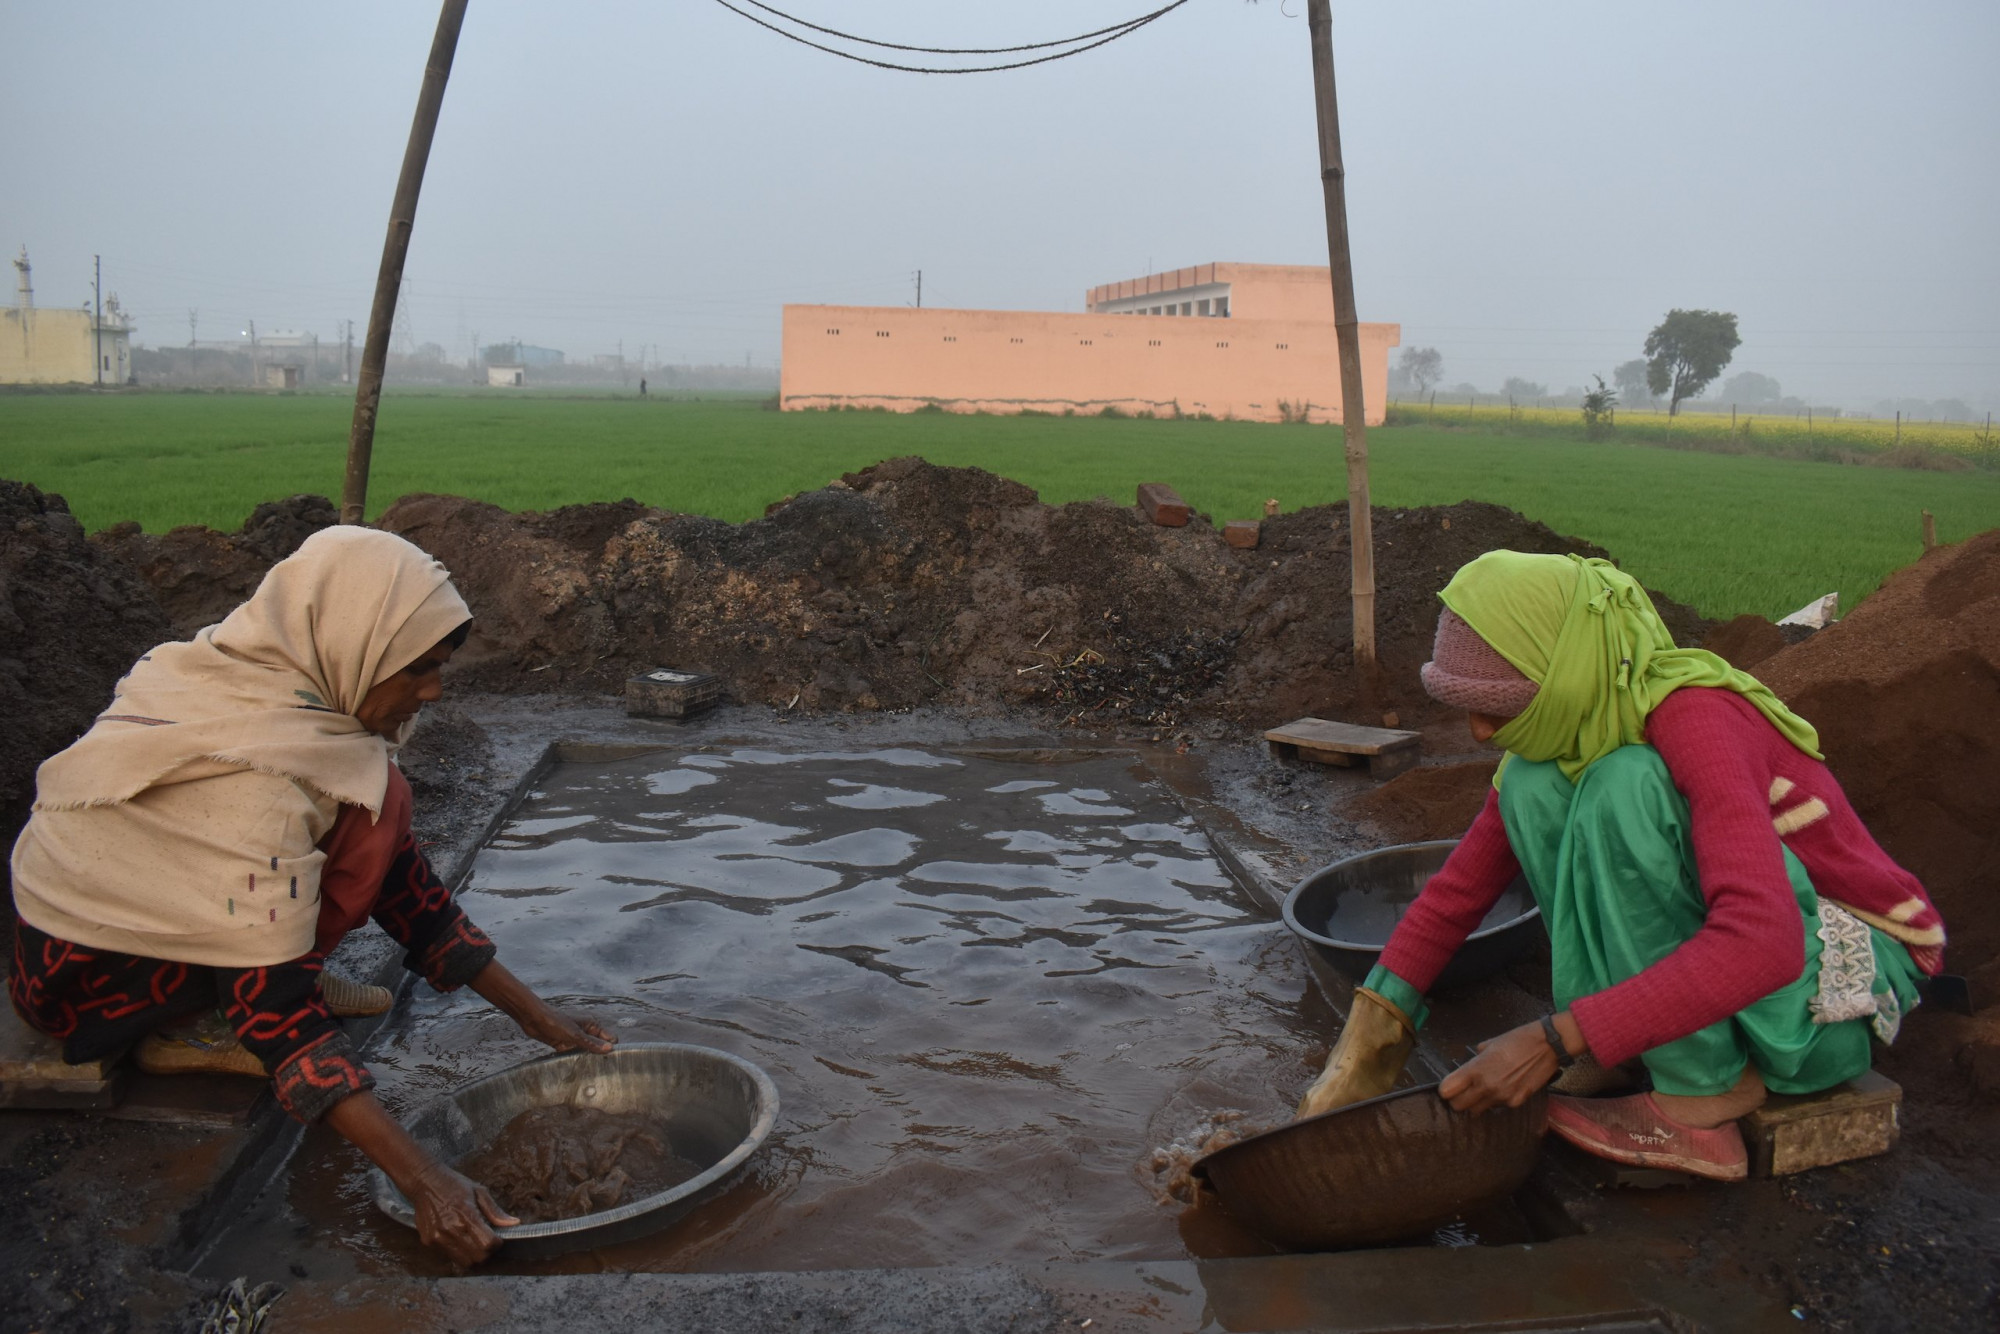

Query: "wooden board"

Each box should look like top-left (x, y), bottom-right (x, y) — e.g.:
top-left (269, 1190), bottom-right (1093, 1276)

top-left (1265, 717), bottom-right (1422, 756)
top-left (0, 1004), bottom-right (125, 1110)
top-left (1740, 1069), bottom-right (1901, 1177)
top-left (1265, 717), bottom-right (1422, 780)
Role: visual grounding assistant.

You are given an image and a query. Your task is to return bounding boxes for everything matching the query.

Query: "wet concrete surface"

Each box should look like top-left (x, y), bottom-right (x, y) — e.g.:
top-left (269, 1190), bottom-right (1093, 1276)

top-left (6, 696), bottom-right (1998, 1332)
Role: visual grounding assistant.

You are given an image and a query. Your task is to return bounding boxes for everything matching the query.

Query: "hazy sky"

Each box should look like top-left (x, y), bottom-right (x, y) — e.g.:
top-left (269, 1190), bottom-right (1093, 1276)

top-left (7, 1), bottom-right (1996, 409)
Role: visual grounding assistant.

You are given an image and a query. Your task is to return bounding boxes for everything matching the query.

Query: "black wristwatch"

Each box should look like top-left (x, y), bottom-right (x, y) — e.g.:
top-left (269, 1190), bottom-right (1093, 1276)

top-left (1540, 1014), bottom-right (1577, 1068)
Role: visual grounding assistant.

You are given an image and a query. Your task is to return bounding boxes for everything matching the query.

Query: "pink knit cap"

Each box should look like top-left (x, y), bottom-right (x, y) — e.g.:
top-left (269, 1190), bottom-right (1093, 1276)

top-left (1419, 609), bottom-right (1540, 717)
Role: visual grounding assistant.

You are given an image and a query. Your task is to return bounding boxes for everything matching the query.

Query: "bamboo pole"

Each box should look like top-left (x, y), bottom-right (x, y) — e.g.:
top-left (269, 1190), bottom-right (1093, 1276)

top-left (1305, 0), bottom-right (1376, 691)
top-left (341, 0), bottom-right (470, 525)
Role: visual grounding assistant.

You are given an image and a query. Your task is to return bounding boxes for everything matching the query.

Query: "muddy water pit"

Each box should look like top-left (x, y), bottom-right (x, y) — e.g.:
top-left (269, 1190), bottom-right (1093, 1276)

top-left (201, 745), bottom-right (1370, 1277)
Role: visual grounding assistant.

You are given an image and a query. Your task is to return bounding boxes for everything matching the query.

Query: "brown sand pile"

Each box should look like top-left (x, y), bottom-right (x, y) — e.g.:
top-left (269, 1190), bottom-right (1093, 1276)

top-left (370, 458), bottom-right (1705, 724)
top-left (1343, 759), bottom-right (1501, 844)
top-left (1757, 530), bottom-right (2000, 977)
top-left (0, 482), bottom-right (171, 894)
top-left (1703, 613), bottom-right (1789, 670)
top-left (456, 1104), bottom-right (700, 1224)
top-left (91, 493), bottom-right (335, 638)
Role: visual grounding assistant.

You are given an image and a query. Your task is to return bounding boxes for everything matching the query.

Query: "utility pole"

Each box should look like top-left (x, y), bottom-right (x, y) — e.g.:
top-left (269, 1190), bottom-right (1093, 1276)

top-left (342, 0), bottom-right (469, 525)
top-left (343, 319), bottom-right (354, 383)
top-left (1306, 0), bottom-right (1377, 695)
top-left (915, 269), bottom-right (922, 308)
top-left (188, 309), bottom-right (198, 382)
top-left (93, 254), bottom-right (103, 387)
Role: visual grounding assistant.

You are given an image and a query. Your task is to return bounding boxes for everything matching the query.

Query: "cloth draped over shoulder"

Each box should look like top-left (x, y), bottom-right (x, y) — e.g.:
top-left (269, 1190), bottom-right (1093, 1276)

top-left (11, 527), bottom-right (470, 968)
top-left (1439, 551), bottom-right (1822, 783)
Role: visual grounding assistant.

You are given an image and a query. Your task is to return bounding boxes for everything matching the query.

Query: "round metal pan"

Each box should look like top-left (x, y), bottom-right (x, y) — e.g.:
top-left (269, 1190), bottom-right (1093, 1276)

top-left (371, 1042), bottom-right (779, 1259)
top-left (1193, 1082), bottom-right (1548, 1251)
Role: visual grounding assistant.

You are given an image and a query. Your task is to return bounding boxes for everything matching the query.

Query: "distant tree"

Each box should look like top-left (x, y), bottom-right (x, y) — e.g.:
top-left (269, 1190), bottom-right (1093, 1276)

top-left (1721, 370), bottom-right (1782, 407)
top-left (1580, 374), bottom-right (1617, 440)
top-left (1612, 359), bottom-right (1655, 408)
top-left (1400, 346), bottom-right (1443, 396)
top-left (1501, 376), bottom-right (1548, 400)
top-left (1645, 309), bottom-right (1740, 417)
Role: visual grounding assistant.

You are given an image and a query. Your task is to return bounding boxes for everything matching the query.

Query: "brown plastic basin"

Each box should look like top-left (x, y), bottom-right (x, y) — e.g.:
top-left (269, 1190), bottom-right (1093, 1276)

top-left (1193, 1083), bottom-right (1548, 1250)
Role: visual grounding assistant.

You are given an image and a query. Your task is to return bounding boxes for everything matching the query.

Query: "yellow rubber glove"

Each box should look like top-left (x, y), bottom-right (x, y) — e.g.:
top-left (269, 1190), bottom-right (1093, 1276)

top-left (1294, 986), bottom-right (1417, 1119)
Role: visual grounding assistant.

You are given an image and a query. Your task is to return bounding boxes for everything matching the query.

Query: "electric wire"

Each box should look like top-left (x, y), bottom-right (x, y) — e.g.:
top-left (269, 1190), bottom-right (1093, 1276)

top-left (729, 0), bottom-right (1188, 55)
top-left (709, 0), bottom-right (1191, 74)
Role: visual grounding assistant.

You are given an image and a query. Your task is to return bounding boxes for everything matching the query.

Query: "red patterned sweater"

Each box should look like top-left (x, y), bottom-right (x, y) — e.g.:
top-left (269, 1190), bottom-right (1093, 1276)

top-left (1376, 687), bottom-right (1945, 1068)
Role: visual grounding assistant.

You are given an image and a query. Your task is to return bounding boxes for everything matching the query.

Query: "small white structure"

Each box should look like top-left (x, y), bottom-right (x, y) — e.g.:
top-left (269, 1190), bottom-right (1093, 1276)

top-left (488, 364), bottom-right (526, 388)
top-left (2, 248), bottom-right (135, 385)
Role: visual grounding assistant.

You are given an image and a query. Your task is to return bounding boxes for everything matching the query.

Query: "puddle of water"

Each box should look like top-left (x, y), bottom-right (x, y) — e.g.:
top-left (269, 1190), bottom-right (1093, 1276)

top-left (203, 748), bottom-right (1333, 1277)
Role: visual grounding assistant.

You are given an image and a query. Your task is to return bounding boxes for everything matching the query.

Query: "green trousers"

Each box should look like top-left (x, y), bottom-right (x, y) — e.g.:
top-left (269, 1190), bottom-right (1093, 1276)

top-left (1372, 745), bottom-right (1922, 1098)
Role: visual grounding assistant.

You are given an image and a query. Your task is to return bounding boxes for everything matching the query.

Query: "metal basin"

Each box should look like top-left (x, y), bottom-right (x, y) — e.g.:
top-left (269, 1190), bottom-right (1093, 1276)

top-left (1194, 1083), bottom-right (1548, 1250)
top-left (372, 1042), bottom-right (779, 1259)
top-left (1285, 840), bottom-right (1544, 990)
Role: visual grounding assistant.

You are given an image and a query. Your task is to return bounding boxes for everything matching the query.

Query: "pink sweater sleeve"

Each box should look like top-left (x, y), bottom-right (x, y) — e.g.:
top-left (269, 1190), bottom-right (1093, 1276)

top-left (1376, 789), bottom-right (1521, 994)
top-left (1567, 691), bottom-right (1805, 1067)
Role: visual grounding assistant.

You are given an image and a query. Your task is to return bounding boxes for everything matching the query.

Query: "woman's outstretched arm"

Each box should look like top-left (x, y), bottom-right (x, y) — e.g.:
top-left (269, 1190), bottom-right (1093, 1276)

top-left (323, 1090), bottom-right (517, 1267)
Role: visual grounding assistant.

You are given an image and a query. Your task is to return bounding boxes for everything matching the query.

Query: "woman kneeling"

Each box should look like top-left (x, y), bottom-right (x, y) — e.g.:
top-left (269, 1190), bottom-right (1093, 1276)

top-left (9, 528), bottom-right (613, 1264)
top-left (1298, 551), bottom-right (1942, 1180)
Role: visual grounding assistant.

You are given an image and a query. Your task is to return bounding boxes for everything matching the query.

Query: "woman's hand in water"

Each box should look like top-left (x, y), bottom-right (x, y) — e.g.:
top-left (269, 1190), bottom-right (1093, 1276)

top-left (1439, 1012), bottom-right (1583, 1114)
top-left (517, 1003), bottom-right (617, 1055)
top-left (323, 1090), bottom-right (514, 1268)
top-left (467, 959), bottom-right (618, 1056)
top-left (408, 1160), bottom-right (517, 1268)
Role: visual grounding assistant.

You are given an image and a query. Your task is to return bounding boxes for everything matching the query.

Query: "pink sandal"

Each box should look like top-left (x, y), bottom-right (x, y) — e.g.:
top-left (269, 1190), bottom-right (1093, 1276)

top-left (1546, 1092), bottom-right (1749, 1181)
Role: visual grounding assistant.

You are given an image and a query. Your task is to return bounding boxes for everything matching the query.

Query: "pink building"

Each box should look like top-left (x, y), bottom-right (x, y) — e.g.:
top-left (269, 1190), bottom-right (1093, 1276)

top-left (780, 262), bottom-right (1398, 425)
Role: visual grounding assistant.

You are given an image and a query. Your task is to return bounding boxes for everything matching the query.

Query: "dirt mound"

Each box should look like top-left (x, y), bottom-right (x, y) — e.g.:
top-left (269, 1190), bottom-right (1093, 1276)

top-left (373, 459), bottom-right (1705, 725)
top-left (0, 482), bottom-right (171, 890)
top-left (1343, 759), bottom-right (1500, 844)
top-left (1703, 613), bottom-right (1788, 669)
top-left (1757, 529), bottom-right (2000, 977)
top-left (91, 493), bottom-right (335, 637)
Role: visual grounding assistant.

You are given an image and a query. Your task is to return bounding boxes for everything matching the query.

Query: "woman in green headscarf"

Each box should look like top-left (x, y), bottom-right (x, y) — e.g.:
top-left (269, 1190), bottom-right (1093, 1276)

top-left (1296, 552), bottom-right (1943, 1180)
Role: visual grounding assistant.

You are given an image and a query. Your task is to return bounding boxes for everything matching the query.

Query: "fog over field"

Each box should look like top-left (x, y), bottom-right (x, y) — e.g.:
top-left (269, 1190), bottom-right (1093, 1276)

top-left (5, 0), bottom-right (1995, 410)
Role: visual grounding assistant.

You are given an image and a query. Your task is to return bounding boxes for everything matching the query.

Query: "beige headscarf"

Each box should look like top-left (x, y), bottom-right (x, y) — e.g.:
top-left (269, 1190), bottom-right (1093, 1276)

top-left (12, 528), bottom-right (471, 966)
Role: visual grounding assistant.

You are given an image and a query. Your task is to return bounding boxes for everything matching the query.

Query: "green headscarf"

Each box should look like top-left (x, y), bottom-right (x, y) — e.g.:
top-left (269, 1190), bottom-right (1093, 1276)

top-left (1441, 551), bottom-right (1821, 782)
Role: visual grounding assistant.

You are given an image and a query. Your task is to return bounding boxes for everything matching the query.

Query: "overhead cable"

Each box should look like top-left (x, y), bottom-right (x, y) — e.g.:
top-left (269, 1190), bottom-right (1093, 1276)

top-left (709, 0), bottom-right (1192, 74)
top-left (728, 0), bottom-right (1189, 54)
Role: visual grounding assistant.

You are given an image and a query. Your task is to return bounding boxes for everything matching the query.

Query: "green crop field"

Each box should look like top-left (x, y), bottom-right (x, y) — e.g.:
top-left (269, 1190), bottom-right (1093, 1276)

top-left (1387, 398), bottom-right (1999, 463)
top-left (5, 388), bottom-right (1998, 622)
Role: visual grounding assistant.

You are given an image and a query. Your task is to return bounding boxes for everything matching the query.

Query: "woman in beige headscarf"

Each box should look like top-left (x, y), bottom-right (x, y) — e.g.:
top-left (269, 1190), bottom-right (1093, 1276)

top-left (9, 527), bottom-right (612, 1266)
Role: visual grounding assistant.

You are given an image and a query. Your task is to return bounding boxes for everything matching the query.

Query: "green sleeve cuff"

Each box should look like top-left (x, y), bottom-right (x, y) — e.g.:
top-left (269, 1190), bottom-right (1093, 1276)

top-left (1362, 963), bottom-right (1429, 1029)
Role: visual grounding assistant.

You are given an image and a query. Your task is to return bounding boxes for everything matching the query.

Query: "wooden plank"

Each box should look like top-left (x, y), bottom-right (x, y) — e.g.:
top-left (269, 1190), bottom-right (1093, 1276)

top-left (1740, 1070), bottom-right (1901, 1177)
top-left (1136, 482), bottom-right (1191, 527)
top-left (1264, 716), bottom-right (1421, 757)
top-left (0, 1004), bottom-right (124, 1110)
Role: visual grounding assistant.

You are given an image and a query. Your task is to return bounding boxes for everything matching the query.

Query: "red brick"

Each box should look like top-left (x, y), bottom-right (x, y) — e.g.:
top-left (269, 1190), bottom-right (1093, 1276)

top-left (1223, 521), bottom-right (1261, 549)
top-left (1137, 482), bottom-right (1190, 527)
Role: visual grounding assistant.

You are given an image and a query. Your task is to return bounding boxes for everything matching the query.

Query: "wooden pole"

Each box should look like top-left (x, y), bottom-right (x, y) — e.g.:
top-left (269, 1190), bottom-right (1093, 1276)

top-left (341, 0), bottom-right (470, 525)
top-left (1921, 510), bottom-right (1937, 551)
top-left (1306, 0), bottom-right (1374, 692)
